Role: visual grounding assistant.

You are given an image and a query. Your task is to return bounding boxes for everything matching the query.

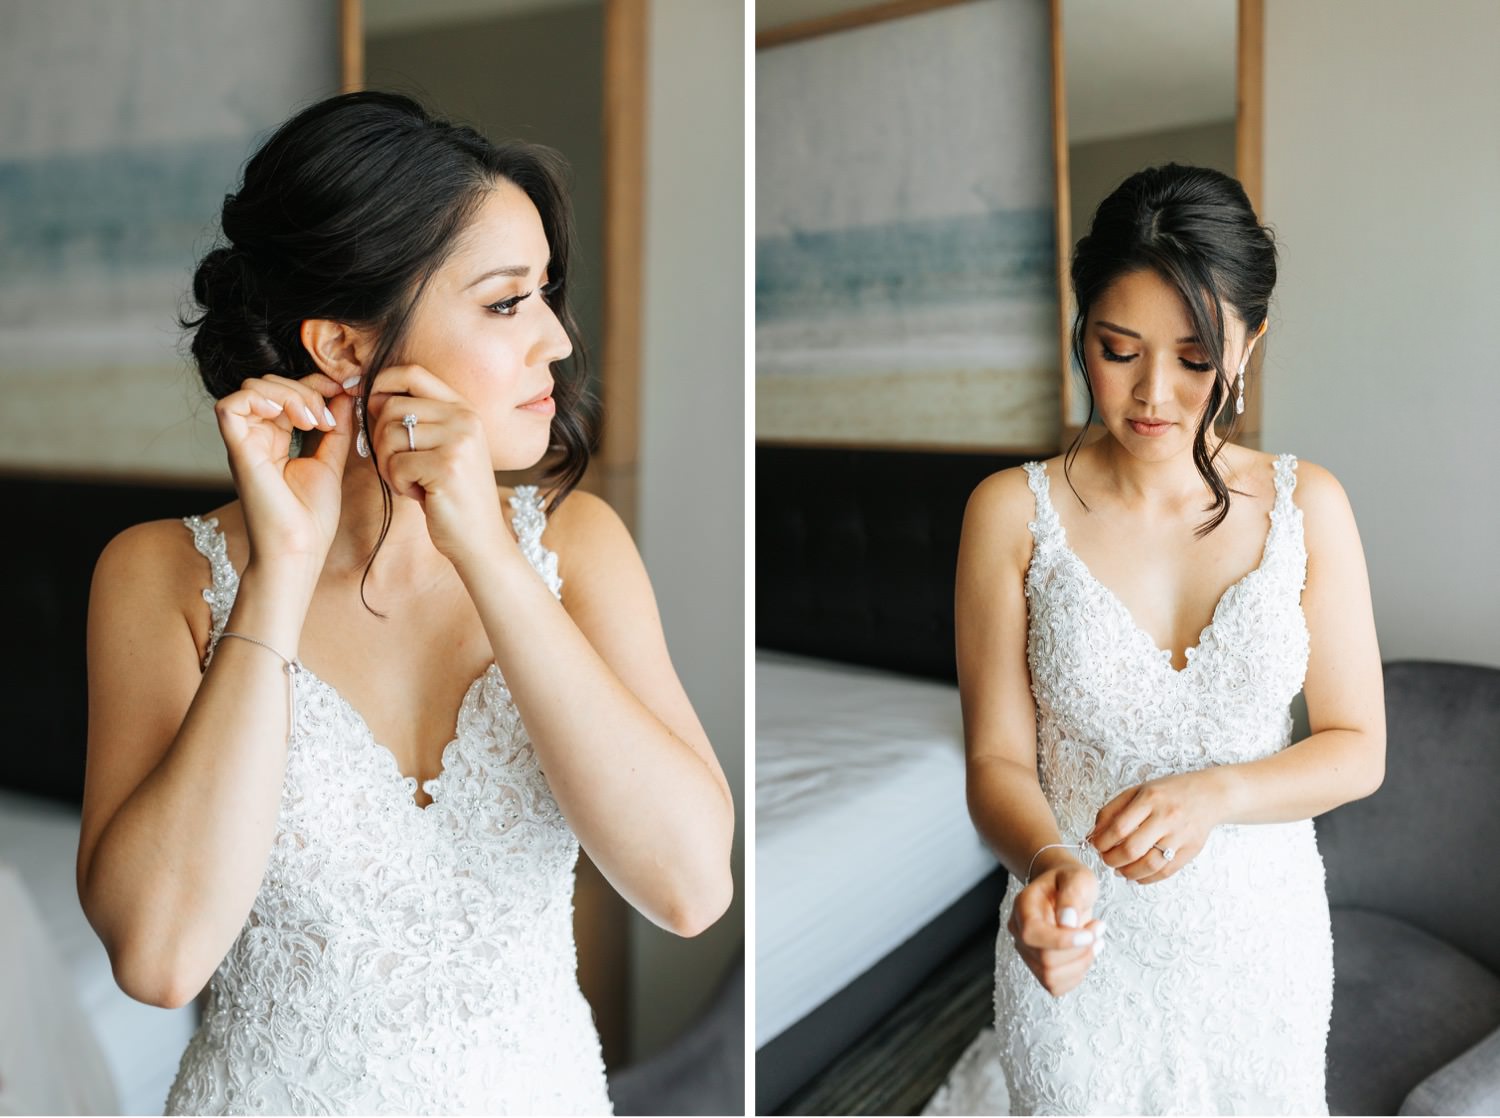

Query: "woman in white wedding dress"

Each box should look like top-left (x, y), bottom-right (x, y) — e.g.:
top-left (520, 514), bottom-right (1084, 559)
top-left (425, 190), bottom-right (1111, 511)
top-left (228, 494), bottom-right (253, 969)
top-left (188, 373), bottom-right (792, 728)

top-left (76, 92), bottom-right (734, 1116)
top-left (927, 164), bottom-right (1385, 1116)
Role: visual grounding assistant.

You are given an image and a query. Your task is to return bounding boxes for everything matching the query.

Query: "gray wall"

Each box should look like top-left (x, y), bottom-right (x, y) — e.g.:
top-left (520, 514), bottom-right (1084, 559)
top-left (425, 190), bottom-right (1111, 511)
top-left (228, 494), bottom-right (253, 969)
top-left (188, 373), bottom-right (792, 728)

top-left (1262, 0), bottom-right (1500, 668)
top-left (633, 0), bottom-right (746, 1062)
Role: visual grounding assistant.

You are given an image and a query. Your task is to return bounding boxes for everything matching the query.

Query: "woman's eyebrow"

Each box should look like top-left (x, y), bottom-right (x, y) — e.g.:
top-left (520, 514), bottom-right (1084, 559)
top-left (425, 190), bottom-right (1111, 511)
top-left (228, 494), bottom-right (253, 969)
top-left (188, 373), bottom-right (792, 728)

top-left (465, 264), bottom-right (531, 289)
top-left (1096, 319), bottom-right (1199, 345)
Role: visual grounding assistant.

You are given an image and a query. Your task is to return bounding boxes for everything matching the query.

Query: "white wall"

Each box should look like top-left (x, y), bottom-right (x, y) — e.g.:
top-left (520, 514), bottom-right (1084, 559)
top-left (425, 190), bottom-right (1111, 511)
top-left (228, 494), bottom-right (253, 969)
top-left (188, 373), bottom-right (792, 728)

top-left (1262, 0), bottom-right (1500, 668)
top-left (631, 0), bottom-right (746, 1061)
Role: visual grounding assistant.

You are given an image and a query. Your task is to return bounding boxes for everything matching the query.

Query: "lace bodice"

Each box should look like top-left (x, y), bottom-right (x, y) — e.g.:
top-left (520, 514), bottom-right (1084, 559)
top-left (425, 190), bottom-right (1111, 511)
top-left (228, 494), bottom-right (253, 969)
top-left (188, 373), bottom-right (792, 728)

top-left (164, 486), bottom-right (612, 1116)
top-left (1022, 452), bottom-right (1311, 834)
top-left (926, 452), bottom-right (1334, 1116)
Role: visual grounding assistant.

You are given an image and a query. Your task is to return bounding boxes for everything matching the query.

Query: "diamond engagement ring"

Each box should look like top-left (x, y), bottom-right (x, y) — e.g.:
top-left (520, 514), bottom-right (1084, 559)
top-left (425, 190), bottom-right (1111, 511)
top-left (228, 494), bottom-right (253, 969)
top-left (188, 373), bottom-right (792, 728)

top-left (1154, 844), bottom-right (1177, 862)
top-left (402, 412), bottom-right (418, 451)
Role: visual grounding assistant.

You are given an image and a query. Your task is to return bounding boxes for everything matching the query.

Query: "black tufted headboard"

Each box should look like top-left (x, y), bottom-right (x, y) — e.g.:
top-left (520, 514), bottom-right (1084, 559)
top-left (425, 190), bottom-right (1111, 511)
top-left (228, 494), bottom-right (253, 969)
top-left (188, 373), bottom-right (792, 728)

top-left (1, 472), bottom-right (235, 807)
top-left (755, 443), bottom-right (1036, 683)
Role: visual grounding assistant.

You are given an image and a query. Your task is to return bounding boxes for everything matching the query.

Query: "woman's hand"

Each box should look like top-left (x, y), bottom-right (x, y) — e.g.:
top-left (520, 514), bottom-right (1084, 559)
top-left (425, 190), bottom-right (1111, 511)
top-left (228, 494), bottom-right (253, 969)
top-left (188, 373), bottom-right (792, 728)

top-left (213, 371), bottom-right (354, 568)
top-left (1088, 770), bottom-right (1225, 885)
top-left (1008, 862), bottom-right (1107, 998)
top-left (364, 364), bottom-right (513, 569)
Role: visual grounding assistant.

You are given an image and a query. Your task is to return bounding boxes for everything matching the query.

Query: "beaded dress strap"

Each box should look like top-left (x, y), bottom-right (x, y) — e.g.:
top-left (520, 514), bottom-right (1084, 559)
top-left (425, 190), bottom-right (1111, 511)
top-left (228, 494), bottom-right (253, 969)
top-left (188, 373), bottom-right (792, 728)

top-left (1262, 453), bottom-right (1305, 575)
top-left (181, 514), bottom-right (240, 672)
top-left (1271, 453), bottom-right (1299, 512)
top-left (508, 484), bottom-right (563, 599)
top-left (1021, 461), bottom-right (1065, 556)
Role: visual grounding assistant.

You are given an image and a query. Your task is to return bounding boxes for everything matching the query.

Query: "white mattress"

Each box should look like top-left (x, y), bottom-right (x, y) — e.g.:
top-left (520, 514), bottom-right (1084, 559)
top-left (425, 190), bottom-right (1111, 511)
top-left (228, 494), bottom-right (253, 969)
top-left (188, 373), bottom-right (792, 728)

top-left (0, 789), bottom-right (197, 1115)
top-left (755, 650), bottom-right (998, 1047)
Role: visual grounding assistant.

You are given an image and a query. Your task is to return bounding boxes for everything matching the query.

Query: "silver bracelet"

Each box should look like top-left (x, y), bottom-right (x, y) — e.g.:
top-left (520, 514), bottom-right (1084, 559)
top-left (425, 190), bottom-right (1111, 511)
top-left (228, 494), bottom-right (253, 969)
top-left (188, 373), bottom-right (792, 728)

top-left (216, 631), bottom-right (304, 745)
top-left (1026, 841), bottom-right (1091, 886)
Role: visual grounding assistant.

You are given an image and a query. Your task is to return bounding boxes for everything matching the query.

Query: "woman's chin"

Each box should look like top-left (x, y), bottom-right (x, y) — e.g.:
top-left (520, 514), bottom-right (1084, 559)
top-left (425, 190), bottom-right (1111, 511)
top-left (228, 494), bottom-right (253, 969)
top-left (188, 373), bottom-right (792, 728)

top-left (491, 431), bottom-right (554, 474)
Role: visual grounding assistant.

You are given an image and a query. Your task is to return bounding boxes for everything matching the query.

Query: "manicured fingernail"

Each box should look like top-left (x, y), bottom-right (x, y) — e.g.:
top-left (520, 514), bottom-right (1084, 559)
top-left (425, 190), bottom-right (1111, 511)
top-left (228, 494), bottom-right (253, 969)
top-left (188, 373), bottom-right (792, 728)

top-left (1095, 922), bottom-right (1108, 938)
top-left (1072, 931), bottom-right (1094, 947)
top-left (1059, 907), bottom-right (1079, 928)
top-left (323, 406), bottom-right (336, 426)
top-left (1093, 938), bottom-right (1107, 956)
top-left (342, 375), bottom-right (361, 389)
top-left (301, 404), bottom-right (318, 426)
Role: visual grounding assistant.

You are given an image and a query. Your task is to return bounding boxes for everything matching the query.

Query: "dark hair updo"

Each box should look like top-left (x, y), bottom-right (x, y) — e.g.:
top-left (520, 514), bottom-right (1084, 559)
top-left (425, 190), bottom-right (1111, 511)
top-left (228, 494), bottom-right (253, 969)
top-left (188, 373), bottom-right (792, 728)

top-left (179, 90), bottom-right (596, 613)
top-left (1065, 162), bottom-right (1277, 536)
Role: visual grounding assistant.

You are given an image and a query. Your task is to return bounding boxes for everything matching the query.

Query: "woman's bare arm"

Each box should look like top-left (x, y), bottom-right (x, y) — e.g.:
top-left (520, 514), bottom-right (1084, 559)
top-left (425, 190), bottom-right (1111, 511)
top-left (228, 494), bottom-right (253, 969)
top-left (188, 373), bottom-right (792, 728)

top-left (1205, 460), bottom-right (1386, 822)
top-left (453, 490), bottom-right (734, 937)
top-left (958, 467), bottom-right (1085, 883)
top-left (78, 522), bottom-right (320, 1009)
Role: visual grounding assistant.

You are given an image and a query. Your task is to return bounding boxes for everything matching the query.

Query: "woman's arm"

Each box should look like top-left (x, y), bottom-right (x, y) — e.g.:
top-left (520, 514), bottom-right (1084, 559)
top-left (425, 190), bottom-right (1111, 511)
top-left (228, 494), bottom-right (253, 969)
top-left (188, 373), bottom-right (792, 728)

top-left (1205, 460), bottom-right (1386, 823)
top-left (79, 523), bottom-right (323, 1009)
top-left (958, 468), bottom-right (1084, 882)
top-left (453, 489), bottom-right (734, 937)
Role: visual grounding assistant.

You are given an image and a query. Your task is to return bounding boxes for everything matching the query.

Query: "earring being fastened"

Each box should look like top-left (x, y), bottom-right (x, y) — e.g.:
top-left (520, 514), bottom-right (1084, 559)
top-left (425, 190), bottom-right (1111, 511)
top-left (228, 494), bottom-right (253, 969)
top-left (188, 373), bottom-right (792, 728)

top-left (355, 395), bottom-right (370, 458)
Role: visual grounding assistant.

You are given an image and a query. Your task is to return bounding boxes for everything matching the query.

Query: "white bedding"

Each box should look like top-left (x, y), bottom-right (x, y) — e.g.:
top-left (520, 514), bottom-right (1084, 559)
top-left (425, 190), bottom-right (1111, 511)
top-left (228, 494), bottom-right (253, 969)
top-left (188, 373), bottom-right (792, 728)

top-left (0, 789), bottom-right (196, 1115)
top-left (755, 650), bottom-right (998, 1048)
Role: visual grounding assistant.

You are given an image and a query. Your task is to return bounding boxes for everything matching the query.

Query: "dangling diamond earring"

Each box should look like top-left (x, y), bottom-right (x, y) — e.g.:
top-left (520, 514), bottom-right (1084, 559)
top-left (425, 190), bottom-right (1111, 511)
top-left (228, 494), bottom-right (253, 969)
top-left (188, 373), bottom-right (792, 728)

top-left (355, 395), bottom-right (370, 458)
top-left (1236, 361), bottom-right (1247, 415)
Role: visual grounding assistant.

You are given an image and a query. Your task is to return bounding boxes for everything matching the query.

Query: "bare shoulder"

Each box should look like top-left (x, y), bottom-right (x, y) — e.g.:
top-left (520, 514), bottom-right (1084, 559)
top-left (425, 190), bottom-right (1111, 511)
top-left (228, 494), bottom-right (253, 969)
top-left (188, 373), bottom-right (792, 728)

top-left (92, 513), bottom-right (220, 665)
top-left (1286, 456), bottom-right (1361, 552)
top-left (959, 461), bottom-right (1044, 585)
top-left (506, 484), bottom-right (635, 582)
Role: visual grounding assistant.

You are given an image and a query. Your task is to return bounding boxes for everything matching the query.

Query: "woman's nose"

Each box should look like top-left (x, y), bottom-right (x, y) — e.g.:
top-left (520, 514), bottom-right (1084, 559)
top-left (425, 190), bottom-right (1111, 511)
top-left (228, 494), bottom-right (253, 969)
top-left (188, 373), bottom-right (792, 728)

top-left (1134, 355), bottom-right (1173, 404)
top-left (536, 305), bottom-right (574, 366)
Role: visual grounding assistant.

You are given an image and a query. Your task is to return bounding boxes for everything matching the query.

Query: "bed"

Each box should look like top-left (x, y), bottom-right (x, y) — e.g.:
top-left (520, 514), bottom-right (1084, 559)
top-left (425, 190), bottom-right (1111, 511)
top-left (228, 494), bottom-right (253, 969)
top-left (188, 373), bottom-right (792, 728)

top-left (754, 443), bottom-right (1034, 1112)
top-left (0, 473), bottom-right (231, 1115)
top-left (0, 790), bottom-right (197, 1115)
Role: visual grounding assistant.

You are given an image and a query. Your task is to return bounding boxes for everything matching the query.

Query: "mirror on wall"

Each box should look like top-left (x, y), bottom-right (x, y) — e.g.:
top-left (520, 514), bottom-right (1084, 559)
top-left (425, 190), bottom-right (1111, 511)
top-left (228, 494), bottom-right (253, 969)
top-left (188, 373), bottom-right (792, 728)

top-left (349, 0), bottom-right (628, 1068)
top-left (1055, 0), bottom-right (1260, 442)
top-left (359, 0), bottom-right (606, 401)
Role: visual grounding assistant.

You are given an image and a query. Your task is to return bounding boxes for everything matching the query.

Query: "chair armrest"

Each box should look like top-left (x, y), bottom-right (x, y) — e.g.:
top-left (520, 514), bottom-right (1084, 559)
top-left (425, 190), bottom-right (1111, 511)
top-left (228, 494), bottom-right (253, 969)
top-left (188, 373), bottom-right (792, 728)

top-left (1400, 1021), bottom-right (1500, 1115)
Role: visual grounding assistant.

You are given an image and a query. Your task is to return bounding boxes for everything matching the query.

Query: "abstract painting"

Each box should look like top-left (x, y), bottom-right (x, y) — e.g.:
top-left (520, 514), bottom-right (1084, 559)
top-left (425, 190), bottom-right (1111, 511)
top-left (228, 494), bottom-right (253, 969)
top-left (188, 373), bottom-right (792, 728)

top-left (0, 0), bottom-right (338, 480)
top-left (756, 0), bottom-right (1059, 449)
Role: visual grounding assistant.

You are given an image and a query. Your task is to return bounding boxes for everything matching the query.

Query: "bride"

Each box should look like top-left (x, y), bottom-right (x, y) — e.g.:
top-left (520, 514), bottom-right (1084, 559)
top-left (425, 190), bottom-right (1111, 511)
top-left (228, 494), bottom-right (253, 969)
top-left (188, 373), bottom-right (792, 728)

top-left (928, 163), bottom-right (1385, 1115)
top-left (76, 91), bottom-right (734, 1115)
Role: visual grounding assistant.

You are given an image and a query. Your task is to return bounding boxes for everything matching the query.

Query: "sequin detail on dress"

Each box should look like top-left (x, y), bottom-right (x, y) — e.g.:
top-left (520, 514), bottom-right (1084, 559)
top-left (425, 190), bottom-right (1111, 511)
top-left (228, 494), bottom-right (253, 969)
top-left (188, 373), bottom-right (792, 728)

top-left (164, 485), bottom-right (611, 1116)
top-left (925, 453), bottom-right (1332, 1116)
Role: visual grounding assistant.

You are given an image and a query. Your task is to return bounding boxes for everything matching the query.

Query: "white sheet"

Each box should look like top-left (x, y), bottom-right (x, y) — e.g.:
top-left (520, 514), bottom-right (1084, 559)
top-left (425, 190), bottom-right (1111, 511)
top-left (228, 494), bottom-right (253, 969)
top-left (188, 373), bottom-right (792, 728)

top-left (755, 650), bottom-right (998, 1047)
top-left (0, 789), bottom-right (196, 1115)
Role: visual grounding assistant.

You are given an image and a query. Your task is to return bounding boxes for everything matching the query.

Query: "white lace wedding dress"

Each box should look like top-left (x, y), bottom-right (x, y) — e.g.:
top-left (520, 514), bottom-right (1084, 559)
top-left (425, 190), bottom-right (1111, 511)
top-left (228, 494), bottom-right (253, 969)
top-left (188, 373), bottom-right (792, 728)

top-left (925, 453), bottom-right (1332, 1116)
top-left (163, 486), bottom-right (612, 1116)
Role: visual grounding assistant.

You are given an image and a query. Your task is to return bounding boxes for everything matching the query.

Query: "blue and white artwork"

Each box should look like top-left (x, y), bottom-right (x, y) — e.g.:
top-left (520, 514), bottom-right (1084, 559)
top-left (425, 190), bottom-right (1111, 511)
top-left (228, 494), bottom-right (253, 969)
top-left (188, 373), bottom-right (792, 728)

top-left (0, 0), bottom-right (337, 479)
top-left (756, 0), bottom-right (1059, 448)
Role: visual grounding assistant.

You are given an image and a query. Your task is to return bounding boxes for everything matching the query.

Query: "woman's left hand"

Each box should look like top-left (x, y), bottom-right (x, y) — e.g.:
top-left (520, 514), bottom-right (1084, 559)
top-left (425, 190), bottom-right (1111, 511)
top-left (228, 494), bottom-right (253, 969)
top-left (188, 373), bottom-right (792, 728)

top-left (1087, 770), bottom-right (1226, 885)
top-left (365, 364), bottom-right (513, 569)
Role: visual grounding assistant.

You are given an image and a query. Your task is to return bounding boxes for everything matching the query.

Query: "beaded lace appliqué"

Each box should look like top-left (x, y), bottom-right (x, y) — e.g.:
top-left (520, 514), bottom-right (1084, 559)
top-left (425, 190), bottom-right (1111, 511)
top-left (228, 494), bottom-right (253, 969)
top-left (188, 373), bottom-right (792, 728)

top-left (165, 485), bottom-right (611, 1116)
top-left (926, 453), bottom-right (1334, 1117)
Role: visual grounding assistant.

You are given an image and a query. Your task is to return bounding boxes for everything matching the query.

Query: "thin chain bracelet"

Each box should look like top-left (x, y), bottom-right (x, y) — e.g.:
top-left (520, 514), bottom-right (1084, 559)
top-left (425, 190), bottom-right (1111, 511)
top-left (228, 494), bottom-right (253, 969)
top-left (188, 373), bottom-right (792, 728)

top-left (1025, 840), bottom-right (1094, 886)
top-left (217, 631), bottom-right (304, 745)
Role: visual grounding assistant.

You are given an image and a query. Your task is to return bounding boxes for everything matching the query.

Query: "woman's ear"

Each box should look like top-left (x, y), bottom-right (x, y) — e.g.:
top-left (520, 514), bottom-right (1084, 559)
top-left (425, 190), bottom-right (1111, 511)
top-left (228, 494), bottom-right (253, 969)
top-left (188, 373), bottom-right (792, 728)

top-left (300, 318), bottom-right (373, 380)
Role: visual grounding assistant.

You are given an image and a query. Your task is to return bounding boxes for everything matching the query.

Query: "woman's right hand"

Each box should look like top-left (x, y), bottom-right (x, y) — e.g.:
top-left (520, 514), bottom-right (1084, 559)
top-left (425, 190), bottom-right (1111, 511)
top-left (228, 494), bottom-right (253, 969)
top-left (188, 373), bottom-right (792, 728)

top-left (1007, 861), bottom-right (1107, 998)
top-left (213, 371), bottom-right (355, 569)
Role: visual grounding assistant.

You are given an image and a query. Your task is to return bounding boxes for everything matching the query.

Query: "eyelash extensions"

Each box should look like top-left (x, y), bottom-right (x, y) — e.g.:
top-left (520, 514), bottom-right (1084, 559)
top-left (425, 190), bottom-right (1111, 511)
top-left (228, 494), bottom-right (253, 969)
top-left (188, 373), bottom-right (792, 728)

top-left (1099, 341), bottom-right (1214, 373)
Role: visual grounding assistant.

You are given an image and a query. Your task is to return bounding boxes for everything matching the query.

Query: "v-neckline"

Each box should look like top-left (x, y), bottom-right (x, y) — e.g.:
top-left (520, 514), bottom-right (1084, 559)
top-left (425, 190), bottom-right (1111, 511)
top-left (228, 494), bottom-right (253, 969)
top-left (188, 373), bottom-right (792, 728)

top-left (298, 660), bottom-right (499, 813)
top-left (1036, 459), bottom-right (1284, 676)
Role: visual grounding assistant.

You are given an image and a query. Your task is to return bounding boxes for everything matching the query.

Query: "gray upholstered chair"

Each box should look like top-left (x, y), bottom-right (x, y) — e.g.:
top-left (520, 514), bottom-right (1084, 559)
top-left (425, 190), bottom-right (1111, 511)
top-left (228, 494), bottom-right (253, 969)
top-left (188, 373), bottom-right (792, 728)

top-left (608, 947), bottom-right (744, 1116)
top-left (1315, 660), bottom-right (1500, 1116)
